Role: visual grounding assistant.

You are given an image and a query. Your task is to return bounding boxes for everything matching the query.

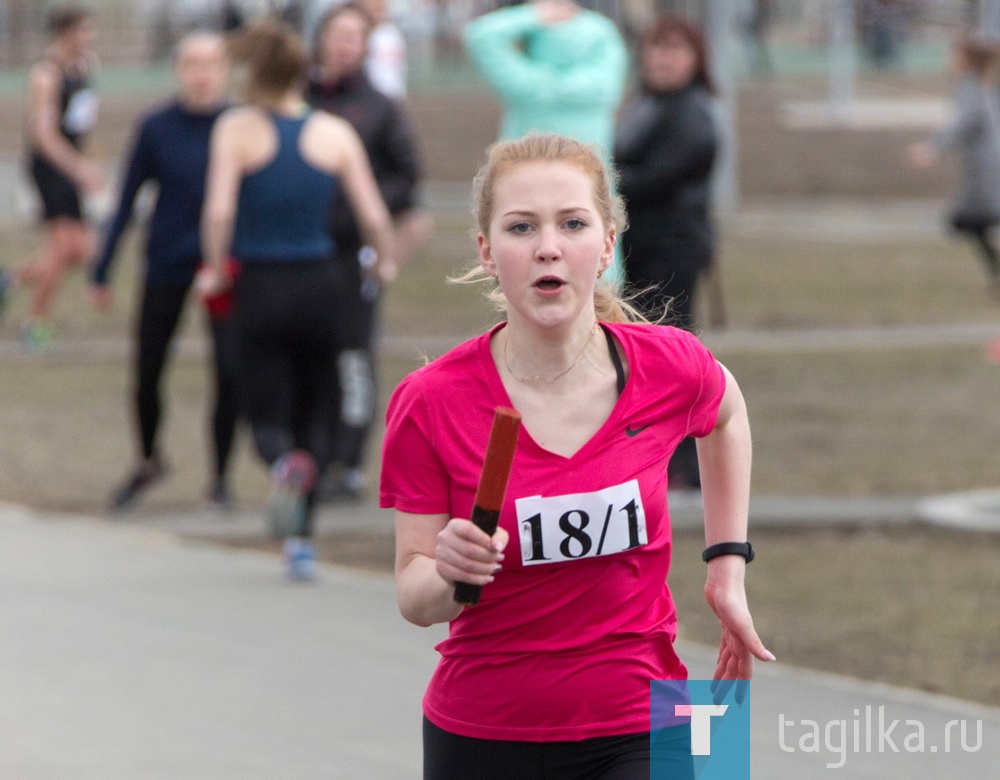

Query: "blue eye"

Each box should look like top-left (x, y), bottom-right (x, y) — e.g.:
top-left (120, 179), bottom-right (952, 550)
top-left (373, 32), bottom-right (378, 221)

top-left (508, 222), bottom-right (532, 234)
top-left (565, 218), bottom-right (586, 230)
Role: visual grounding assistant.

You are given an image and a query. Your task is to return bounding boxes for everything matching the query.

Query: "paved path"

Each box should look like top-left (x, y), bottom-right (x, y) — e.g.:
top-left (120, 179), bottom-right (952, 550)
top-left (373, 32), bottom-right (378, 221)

top-left (1, 504), bottom-right (998, 779)
top-left (3, 497), bottom-right (1000, 779)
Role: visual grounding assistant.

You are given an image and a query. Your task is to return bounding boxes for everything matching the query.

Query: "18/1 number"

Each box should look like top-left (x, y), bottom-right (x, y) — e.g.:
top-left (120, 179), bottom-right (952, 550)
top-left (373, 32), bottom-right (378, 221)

top-left (522, 499), bottom-right (644, 562)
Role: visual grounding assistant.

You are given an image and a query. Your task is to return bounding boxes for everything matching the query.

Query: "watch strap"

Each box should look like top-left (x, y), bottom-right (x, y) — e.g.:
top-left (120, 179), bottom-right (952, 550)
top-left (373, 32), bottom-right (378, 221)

top-left (702, 541), bottom-right (755, 563)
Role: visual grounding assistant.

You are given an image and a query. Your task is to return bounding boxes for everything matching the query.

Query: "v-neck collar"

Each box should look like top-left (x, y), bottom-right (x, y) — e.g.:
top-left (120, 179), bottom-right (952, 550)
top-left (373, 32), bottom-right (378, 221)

top-left (479, 321), bottom-right (635, 464)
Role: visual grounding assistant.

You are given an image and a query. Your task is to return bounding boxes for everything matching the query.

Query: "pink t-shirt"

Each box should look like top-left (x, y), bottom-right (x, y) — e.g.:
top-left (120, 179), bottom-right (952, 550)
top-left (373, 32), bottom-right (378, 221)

top-left (380, 321), bottom-right (726, 741)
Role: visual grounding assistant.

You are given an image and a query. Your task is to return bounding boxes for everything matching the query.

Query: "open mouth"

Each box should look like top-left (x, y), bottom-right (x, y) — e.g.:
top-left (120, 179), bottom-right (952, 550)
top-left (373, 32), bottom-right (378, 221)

top-left (534, 277), bottom-right (565, 291)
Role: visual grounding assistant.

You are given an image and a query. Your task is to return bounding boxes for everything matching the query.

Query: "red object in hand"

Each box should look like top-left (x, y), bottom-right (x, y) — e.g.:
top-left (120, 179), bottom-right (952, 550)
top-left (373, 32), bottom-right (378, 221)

top-left (197, 257), bottom-right (242, 319)
top-left (453, 406), bottom-right (522, 606)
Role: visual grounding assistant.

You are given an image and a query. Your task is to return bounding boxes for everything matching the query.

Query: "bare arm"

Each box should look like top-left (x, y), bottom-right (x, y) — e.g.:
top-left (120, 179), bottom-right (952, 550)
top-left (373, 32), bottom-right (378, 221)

top-left (27, 62), bottom-right (102, 192)
top-left (199, 111), bottom-right (245, 291)
top-left (696, 366), bottom-right (775, 682)
top-left (395, 510), bottom-right (508, 627)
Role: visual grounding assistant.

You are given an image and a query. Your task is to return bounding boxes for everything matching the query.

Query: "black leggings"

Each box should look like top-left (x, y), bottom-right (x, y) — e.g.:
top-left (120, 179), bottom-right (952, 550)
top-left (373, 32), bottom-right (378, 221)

top-left (134, 281), bottom-right (239, 480)
top-left (330, 246), bottom-right (379, 470)
top-left (422, 718), bottom-right (693, 780)
top-left (234, 261), bottom-right (340, 534)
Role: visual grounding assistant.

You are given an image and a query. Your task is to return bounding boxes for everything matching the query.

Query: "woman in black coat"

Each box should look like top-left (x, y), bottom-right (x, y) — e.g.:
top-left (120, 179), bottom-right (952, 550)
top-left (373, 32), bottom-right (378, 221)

top-left (614, 14), bottom-right (719, 488)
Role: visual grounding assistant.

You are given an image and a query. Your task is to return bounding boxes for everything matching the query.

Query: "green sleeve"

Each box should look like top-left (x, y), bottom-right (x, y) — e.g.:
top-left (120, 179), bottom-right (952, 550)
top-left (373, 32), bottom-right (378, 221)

top-left (464, 7), bottom-right (628, 108)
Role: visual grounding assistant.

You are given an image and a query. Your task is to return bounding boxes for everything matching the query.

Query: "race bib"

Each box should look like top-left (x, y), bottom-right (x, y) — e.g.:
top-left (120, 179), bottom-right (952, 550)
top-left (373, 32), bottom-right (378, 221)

top-left (516, 480), bottom-right (648, 566)
top-left (63, 88), bottom-right (98, 135)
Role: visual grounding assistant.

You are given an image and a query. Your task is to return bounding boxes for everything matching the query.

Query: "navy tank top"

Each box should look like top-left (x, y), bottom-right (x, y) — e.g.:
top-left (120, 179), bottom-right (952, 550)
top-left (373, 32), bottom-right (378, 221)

top-left (232, 113), bottom-right (338, 263)
top-left (27, 60), bottom-right (96, 157)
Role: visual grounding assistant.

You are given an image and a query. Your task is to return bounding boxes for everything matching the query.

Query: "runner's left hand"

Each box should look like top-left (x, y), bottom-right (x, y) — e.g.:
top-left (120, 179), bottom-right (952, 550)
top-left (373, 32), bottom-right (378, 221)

top-left (704, 556), bottom-right (775, 702)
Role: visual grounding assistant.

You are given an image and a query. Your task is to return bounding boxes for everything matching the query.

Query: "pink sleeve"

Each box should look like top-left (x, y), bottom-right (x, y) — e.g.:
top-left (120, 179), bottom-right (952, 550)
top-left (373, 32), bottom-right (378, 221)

top-left (682, 333), bottom-right (727, 438)
top-left (379, 374), bottom-right (451, 514)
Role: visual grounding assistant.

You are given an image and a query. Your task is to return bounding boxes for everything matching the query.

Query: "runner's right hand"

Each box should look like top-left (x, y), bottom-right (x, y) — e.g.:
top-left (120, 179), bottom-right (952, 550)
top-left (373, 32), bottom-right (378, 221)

top-left (435, 518), bottom-right (508, 588)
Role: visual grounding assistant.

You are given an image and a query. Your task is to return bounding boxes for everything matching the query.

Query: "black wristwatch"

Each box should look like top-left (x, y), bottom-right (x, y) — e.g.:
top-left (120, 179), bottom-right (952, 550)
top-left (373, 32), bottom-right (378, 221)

top-left (702, 541), bottom-right (755, 563)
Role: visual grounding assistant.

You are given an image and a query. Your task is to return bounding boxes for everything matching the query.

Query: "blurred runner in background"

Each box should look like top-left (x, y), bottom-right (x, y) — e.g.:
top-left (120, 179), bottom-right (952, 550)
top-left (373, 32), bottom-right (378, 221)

top-left (1, 5), bottom-right (104, 351)
top-left (200, 20), bottom-right (394, 581)
top-left (910, 36), bottom-right (1000, 300)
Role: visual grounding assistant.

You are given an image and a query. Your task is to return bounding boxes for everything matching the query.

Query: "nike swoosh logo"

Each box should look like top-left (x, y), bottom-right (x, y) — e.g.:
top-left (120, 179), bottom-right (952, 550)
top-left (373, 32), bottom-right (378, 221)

top-left (625, 425), bottom-right (649, 437)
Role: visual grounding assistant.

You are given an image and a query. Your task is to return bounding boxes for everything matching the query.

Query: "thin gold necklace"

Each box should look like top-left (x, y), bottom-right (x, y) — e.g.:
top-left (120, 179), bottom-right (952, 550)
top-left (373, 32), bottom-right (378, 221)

top-left (503, 323), bottom-right (599, 384)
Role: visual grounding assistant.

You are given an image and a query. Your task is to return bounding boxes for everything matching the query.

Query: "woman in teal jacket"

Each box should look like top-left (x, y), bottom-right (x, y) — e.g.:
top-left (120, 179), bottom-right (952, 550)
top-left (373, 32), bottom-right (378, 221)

top-left (464, 0), bottom-right (628, 153)
top-left (464, 1), bottom-right (628, 280)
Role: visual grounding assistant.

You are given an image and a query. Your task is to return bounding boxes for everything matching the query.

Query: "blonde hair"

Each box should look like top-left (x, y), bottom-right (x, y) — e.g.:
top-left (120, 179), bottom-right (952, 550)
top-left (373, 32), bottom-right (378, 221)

top-left (460, 133), bottom-right (646, 324)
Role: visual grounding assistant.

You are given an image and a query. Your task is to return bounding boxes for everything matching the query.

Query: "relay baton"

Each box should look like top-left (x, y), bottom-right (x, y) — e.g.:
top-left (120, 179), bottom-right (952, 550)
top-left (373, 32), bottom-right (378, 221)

top-left (453, 406), bottom-right (521, 606)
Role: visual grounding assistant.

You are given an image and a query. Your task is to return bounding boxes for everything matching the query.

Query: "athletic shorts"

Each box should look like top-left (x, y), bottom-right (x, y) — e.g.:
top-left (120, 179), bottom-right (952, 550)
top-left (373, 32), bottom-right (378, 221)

top-left (29, 154), bottom-right (83, 221)
top-left (422, 717), bottom-right (694, 780)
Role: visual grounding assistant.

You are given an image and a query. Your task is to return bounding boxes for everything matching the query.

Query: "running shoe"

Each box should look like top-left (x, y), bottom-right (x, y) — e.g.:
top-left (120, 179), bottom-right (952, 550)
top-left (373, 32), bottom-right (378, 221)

top-left (111, 457), bottom-right (168, 511)
top-left (20, 320), bottom-right (54, 353)
top-left (283, 537), bottom-right (318, 582)
top-left (267, 450), bottom-right (318, 540)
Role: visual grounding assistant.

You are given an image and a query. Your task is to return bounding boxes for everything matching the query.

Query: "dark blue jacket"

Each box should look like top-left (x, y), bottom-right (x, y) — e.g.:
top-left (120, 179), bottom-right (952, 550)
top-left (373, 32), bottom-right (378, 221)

top-left (92, 100), bottom-right (225, 286)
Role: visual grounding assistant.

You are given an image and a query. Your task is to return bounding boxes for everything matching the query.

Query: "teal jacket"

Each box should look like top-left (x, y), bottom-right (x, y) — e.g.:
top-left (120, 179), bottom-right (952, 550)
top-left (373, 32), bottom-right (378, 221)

top-left (464, 5), bottom-right (628, 155)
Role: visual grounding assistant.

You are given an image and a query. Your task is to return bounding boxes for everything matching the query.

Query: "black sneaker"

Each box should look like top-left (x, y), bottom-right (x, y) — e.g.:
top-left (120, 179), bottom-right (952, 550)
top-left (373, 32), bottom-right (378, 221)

top-left (111, 458), bottom-right (168, 511)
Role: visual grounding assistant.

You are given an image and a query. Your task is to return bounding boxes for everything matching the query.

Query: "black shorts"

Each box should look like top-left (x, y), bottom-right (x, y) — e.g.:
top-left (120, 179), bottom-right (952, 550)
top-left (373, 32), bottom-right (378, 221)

top-left (422, 717), bottom-right (694, 780)
top-left (29, 154), bottom-right (82, 221)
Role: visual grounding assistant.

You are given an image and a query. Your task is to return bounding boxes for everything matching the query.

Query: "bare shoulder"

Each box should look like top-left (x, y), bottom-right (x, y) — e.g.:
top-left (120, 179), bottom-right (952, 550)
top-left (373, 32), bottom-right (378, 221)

top-left (301, 110), bottom-right (363, 170)
top-left (307, 109), bottom-right (358, 142)
top-left (213, 105), bottom-right (275, 154)
top-left (27, 60), bottom-right (59, 92)
top-left (216, 104), bottom-right (270, 132)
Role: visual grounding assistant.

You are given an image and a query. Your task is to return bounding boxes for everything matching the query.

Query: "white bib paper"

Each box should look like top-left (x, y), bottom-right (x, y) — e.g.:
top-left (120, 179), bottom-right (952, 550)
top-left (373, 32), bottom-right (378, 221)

top-left (63, 88), bottom-right (98, 135)
top-left (515, 479), bottom-right (648, 566)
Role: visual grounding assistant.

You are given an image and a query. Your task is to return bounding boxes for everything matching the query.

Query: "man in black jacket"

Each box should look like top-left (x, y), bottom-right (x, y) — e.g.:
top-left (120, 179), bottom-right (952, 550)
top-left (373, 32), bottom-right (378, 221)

top-left (307, 2), bottom-right (428, 498)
